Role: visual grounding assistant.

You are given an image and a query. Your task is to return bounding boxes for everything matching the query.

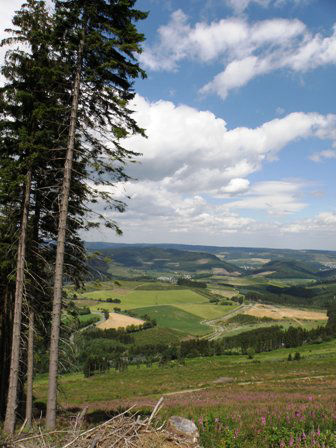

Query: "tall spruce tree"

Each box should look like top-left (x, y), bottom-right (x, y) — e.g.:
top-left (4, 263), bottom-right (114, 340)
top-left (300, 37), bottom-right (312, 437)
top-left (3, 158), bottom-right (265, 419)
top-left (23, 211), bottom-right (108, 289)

top-left (0, 0), bottom-right (86, 431)
top-left (0, 1), bottom-right (55, 433)
top-left (0, 0), bottom-right (147, 431)
top-left (46, 0), bottom-right (147, 428)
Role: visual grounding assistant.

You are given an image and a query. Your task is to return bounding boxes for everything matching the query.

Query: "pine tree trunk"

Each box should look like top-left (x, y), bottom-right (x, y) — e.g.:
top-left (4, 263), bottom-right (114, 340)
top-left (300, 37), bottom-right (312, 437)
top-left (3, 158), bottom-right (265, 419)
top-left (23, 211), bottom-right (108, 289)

top-left (25, 310), bottom-right (34, 429)
top-left (4, 170), bottom-right (32, 435)
top-left (0, 286), bottom-right (14, 420)
top-left (46, 32), bottom-right (85, 430)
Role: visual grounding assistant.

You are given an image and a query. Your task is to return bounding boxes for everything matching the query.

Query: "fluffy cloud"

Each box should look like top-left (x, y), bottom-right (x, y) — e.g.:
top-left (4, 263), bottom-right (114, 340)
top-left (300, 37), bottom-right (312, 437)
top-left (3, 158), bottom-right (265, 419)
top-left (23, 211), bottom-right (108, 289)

top-left (309, 149), bottom-right (336, 162)
top-left (85, 96), bottom-right (336, 241)
top-left (98, 179), bottom-right (256, 236)
top-left (228, 180), bottom-right (307, 215)
top-left (125, 95), bottom-right (336, 198)
top-left (202, 24), bottom-right (336, 98)
top-left (283, 212), bottom-right (336, 234)
top-left (141, 10), bottom-right (336, 99)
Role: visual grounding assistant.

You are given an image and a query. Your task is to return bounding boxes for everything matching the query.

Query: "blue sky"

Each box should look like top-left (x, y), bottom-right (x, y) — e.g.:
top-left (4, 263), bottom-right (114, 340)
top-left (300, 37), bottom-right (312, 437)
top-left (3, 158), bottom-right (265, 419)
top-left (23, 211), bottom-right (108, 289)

top-left (1, 0), bottom-right (336, 249)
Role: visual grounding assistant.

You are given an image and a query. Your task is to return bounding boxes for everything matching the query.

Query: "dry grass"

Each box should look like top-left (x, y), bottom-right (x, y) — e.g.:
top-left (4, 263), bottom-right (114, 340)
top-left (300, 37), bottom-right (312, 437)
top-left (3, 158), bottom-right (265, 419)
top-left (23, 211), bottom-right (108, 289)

top-left (97, 313), bottom-right (144, 330)
top-left (244, 304), bottom-right (327, 321)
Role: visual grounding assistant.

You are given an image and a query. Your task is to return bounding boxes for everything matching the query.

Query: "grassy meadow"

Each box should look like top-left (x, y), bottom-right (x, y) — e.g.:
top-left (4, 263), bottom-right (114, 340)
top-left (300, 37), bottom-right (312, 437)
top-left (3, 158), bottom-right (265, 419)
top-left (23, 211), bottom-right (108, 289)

top-left (130, 305), bottom-right (211, 335)
top-left (34, 339), bottom-right (336, 447)
top-left (34, 338), bottom-right (336, 407)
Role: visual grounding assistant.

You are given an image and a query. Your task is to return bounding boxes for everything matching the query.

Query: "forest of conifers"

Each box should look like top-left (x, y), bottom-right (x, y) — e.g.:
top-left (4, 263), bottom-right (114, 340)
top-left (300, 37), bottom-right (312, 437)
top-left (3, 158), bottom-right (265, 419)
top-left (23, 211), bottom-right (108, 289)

top-left (0, 0), bottom-right (147, 435)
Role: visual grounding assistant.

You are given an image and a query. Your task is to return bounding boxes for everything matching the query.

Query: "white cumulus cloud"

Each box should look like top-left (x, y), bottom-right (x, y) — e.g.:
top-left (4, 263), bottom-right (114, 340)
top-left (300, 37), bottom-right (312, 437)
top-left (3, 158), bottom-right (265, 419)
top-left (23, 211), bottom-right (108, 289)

top-left (125, 95), bottom-right (336, 198)
top-left (227, 180), bottom-right (307, 215)
top-left (141, 10), bottom-right (336, 99)
top-left (84, 96), bottom-right (336, 241)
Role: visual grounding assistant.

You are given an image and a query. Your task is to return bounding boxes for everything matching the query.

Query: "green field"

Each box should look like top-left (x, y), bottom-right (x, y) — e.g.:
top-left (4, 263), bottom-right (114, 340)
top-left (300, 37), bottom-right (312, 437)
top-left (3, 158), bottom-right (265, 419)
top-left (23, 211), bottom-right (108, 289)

top-left (75, 281), bottom-right (243, 337)
top-left (81, 288), bottom-right (207, 310)
top-left (174, 303), bottom-right (238, 320)
top-left (78, 314), bottom-right (100, 325)
top-left (130, 305), bottom-right (211, 335)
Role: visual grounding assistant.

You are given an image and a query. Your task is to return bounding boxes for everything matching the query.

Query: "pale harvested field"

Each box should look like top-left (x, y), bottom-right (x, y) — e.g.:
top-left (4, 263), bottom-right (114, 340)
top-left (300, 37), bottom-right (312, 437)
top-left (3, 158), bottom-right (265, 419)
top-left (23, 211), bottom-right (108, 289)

top-left (250, 258), bottom-right (271, 263)
top-left (197, 258), bottom-right (212, 264)
top-left (97, 313), bottom-right (144, 330)
top-left (211, 289), bottom-right (238, 298)
top-left (245, 304), bottom-right (327, 321)
top-left (212, 268), bottom-right (231, 275)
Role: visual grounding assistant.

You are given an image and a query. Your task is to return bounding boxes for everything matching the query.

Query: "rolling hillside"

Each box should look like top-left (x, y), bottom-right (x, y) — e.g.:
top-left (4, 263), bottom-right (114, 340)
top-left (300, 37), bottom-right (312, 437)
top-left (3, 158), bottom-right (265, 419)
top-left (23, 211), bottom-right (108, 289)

top-left (88, 246), bottom-right (241, 276)
top-left (252, 259), bottom-right (333, 279)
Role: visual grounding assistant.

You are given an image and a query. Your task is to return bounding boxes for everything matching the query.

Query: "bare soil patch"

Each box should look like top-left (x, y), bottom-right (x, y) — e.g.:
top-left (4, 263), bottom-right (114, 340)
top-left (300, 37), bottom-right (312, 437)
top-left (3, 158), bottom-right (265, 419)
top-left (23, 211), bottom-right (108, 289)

top-left (97, 313), bottom-right (144, 330)
top-left (196, 258), bottom-right (212, 264)
top-left (244, 304), bottom-right (327, 321)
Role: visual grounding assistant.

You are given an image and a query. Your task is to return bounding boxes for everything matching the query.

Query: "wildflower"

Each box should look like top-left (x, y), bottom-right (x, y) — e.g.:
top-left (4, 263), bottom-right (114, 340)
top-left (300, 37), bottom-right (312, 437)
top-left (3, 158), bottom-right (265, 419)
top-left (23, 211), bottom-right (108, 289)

top-left (317, 427), bottom-right (320, 437)
top-left (289, 434), bottom-right (294, 447)
top-left (261, 416), bottom-right (266, 425)
top-left (308, 395), bottom-right (313, 401)
top-left (302, 431), bottom-right (306, 440)
top-left (280, 441), bottom-right (286, 448)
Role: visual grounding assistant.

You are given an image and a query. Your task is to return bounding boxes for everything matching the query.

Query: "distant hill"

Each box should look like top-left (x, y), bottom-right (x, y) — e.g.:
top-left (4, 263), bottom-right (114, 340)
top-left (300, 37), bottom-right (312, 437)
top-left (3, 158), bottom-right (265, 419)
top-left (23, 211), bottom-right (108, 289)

top-left (252, 259), bottom-right (328, 279)
top-left (87, 246), bottom-right (241, 276)
top-left (85, 241), bottom-right (336, 261)
top-left (85, 242), bottom-right (336, 279)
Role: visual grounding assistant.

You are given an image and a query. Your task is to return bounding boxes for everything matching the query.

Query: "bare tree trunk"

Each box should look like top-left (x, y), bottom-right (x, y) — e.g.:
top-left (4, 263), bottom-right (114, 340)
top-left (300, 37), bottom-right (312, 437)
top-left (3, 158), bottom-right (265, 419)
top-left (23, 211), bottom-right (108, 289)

top-left (4, 170), bottom-right (32, 435)
top-left (25, 310), bottom-right (34, 429)
top-left (46, 32), bottom-right (85, 430)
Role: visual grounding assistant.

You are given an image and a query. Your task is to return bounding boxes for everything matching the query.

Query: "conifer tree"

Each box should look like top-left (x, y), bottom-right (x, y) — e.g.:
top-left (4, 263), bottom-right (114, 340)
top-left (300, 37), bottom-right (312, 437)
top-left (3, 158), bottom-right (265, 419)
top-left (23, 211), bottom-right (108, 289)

top-left (46, 0), bottom-right (147, 428)
top-left (1, 1), bottom-right (55, 433)
top-left (0, 0), bottom-right (86, 431)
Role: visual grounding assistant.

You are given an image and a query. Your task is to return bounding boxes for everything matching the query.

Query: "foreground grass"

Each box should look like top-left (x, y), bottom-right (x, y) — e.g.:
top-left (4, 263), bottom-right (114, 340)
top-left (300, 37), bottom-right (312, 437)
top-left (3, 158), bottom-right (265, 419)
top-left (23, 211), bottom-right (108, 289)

top-left (34, 339), bottom-right (336, 407)
top-left (32, 339), bottom-right (336, 447)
